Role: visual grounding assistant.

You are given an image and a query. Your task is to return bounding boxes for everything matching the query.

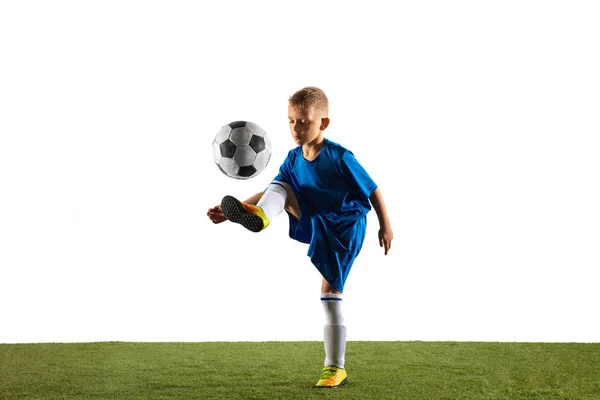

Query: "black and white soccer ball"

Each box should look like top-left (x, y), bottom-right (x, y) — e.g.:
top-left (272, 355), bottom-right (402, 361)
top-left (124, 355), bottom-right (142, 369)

top-left (212, 121), bottom-right (272, 180)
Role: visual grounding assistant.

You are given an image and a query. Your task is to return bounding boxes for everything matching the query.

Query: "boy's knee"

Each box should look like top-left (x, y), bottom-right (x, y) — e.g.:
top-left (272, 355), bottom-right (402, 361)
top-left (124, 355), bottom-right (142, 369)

top-left (276, 181), bottom-right (300, 220)
top-left (321, 278), bottom-right (342, 294)
top-left (276, 181), bottom-right (293, 198)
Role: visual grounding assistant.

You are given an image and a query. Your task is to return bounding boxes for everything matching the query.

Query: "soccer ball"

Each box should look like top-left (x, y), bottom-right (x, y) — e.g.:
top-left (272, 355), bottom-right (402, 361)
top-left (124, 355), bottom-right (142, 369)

top-left (212, 120), bottom-right (272, 180)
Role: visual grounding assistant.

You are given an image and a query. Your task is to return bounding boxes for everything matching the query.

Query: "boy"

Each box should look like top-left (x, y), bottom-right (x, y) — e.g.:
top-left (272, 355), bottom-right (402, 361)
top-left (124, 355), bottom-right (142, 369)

top-left (207, 86), bottom-right (393, 388)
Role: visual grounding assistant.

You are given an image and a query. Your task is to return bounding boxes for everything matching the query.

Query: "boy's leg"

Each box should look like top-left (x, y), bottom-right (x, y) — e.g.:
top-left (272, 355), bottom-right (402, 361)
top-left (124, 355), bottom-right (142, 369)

top-left (221, 181), bottom-right (300, 232)
top-left (316, 278), bottom-right (348, 388)
top-left (259, 181), bottom-right (300, 221)
top-left (277, 181), bottom-right (300, 221)
top-left (321, 278), bottom-right (341, 295)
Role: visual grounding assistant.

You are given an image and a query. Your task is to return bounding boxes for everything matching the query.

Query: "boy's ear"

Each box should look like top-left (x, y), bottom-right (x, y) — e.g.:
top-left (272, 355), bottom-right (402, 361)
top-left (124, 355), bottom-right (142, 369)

top-left (320, 117), bottom-right (330, 130)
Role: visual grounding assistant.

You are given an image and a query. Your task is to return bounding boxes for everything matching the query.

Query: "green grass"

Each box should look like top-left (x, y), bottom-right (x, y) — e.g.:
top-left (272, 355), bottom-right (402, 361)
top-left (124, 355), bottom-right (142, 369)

top-left (1, 341), bottom-right (599, 399)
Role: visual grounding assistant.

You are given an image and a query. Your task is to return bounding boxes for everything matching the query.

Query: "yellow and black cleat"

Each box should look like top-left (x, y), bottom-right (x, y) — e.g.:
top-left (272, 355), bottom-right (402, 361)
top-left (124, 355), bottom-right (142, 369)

top-left (221, 195), bottom-right (269, 232)
top-left (314, 366), bottom-right (348, 389)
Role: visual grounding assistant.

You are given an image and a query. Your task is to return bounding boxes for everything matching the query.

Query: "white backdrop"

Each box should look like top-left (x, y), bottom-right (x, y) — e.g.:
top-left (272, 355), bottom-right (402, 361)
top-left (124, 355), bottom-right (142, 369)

top-left (1, 1), bottom-right (599, 344)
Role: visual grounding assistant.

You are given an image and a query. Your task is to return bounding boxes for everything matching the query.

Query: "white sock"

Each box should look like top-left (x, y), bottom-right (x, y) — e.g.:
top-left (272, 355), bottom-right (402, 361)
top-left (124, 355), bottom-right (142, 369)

top-left (321, 293), bottom-right (346, 369)
top-left (257, 181), bottom-right (287, 221)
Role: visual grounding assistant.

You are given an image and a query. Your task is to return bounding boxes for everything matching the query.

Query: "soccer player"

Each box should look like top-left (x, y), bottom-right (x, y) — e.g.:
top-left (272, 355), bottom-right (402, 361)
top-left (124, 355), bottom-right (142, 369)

top-left (207, 86), bottom-right (393, 388)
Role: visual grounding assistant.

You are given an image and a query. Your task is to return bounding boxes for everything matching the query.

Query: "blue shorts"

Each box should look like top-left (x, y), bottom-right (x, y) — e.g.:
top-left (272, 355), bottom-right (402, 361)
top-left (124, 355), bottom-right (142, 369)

top-left (287, 196), bottom-right (367, 293)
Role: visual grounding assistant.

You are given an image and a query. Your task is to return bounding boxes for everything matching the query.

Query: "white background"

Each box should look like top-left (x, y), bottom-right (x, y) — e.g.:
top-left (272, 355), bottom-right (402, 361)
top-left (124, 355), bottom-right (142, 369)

top-left (1, 1), bottom-right (599, 344)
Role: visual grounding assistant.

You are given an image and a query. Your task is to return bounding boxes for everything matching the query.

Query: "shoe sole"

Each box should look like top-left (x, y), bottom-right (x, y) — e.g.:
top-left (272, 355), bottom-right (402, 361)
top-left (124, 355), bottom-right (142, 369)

top-left (314, 377), bottom-right (348, 389)
top-left (221, 195), bottom-right (264, 233)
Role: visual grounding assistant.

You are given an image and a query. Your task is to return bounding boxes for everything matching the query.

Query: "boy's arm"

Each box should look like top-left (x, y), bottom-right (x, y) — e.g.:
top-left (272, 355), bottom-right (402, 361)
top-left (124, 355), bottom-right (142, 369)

top-left (369, 188), bottom-right (393, 255)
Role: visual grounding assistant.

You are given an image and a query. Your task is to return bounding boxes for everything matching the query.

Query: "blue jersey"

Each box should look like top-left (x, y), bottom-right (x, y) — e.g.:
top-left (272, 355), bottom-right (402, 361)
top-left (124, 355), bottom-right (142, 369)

top-left (272, 138), bottom-right (377, 292)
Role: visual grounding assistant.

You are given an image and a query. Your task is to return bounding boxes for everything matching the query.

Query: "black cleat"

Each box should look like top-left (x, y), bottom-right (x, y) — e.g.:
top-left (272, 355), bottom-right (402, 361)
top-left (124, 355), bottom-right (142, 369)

top-left (220, 195), bottom-right (269, 233)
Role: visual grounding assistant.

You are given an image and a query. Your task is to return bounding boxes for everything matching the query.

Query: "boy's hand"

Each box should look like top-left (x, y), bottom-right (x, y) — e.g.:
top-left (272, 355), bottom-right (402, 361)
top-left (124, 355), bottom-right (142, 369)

top-left (378, 225), bottom-right (393, 255)
top-left (207, 205), bottom-right (227, 224)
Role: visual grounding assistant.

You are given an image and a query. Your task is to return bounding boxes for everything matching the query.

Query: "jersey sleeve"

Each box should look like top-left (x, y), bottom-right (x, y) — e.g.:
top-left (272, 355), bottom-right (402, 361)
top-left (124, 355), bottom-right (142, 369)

top-left (338, 150), bottom-right (378, 199)
top-left (270, 149), bottom-right (295, 188)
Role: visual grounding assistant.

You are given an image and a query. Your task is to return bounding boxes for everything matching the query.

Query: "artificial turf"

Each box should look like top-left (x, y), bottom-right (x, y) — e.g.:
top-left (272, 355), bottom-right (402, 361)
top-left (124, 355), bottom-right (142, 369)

top-left (1, 341), bottom-right (598, 399)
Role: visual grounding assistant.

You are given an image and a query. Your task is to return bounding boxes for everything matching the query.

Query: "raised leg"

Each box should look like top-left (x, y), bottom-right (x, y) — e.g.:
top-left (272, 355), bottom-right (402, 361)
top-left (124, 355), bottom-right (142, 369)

top-left (276, 181), bottom-right (301, 221)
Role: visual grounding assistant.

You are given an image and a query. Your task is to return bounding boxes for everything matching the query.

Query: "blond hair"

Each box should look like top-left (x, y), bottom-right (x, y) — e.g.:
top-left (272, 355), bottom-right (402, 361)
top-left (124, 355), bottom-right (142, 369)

top-left (288, 86), bottom-right (329, 115)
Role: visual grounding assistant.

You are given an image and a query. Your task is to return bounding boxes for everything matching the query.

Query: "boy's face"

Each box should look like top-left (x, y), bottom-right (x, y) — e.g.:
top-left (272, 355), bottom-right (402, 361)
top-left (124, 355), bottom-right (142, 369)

top-left (288, 104), bottom-right (328, 146)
